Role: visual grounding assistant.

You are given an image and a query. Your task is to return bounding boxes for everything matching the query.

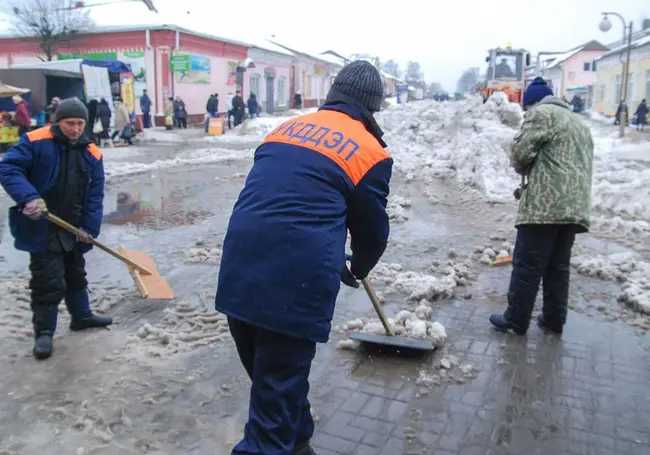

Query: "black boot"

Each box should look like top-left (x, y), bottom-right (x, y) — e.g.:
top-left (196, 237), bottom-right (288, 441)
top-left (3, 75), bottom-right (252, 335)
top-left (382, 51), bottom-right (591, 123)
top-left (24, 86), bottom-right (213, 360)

top-left (70, 314), bottom-right (113, 331)
top-left (66, 289), bottom-right (113, 331)
top-left (33, 333), bottom-right (53, 360)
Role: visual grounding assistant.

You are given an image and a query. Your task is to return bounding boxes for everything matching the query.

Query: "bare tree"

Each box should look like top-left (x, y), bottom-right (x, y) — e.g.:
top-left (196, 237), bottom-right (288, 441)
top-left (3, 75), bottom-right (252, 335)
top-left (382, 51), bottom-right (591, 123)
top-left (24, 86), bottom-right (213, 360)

top-left (456, 67), bottom-right (481, 94)
top-left (381, 59), bottom-right (401, 79)
top-left (7, 0), bottom-right (95, 61)
top-left (405, 61), bottom-right (424, 86)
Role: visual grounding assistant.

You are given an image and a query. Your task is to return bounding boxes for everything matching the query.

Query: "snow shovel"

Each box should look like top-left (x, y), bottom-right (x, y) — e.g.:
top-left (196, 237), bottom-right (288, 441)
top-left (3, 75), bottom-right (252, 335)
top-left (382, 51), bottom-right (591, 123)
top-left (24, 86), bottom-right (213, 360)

top-left (348, 278), bottom-right (434, 353)
top-left (42, 210), bottom-right (174, 300)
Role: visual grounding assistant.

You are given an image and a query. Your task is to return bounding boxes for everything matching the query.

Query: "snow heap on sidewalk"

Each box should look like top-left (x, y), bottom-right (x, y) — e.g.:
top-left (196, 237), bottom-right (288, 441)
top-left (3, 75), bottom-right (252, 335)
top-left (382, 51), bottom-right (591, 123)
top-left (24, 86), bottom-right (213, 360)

top-left (572, 252), bottom-right (650, 315)
top-left (376, 93), bottom-right (523, 203)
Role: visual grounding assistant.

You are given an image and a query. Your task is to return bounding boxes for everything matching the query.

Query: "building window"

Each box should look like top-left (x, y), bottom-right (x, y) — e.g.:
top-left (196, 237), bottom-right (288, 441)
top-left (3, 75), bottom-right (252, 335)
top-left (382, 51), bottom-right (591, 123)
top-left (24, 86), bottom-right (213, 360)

top-left (592, 60), bottom-right (597, 72)
top-left (278, 76), bottom-right (286, 106)
top-left (250, 73), bottom-right (261, 98)
top-left (615, 75), bottom-right (622, 104)
top-left (645, 70), bottom-right (650, 99)
top-left (583, 62), bottom-right (591, 71)
top-left (627, 73), bottom-right (634, 102)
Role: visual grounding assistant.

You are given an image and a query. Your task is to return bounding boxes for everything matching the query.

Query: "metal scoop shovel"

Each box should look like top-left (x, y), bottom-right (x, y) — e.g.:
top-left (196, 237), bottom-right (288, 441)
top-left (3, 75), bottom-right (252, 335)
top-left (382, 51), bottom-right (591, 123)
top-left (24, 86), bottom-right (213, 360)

top-left (348, 278), bottom-right (434, 353)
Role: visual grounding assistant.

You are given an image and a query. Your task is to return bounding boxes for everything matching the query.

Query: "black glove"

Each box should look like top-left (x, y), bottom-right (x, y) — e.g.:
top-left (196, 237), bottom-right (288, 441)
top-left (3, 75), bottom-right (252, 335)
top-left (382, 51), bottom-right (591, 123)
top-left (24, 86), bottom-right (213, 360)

top-left (341, 254), bottom-right (360, 288)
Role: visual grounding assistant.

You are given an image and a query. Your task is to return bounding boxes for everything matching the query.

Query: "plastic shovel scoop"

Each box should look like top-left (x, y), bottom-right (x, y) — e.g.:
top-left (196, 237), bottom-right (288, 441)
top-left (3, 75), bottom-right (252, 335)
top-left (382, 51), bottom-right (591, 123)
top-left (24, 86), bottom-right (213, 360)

top-left (42, 210), bottom-right (174, 300)
top-left (348, 278), bottom-right (434, 353)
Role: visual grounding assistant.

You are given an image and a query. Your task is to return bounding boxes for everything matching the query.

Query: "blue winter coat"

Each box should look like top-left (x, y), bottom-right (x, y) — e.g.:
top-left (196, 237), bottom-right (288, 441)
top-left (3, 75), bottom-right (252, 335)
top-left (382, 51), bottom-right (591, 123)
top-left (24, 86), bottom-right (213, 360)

top-left (0, 126), bottom-right (105, 253)
top-left (247, 97), bottom-right (258, 114)
top-left (215, 100), bottom-right (393, 343)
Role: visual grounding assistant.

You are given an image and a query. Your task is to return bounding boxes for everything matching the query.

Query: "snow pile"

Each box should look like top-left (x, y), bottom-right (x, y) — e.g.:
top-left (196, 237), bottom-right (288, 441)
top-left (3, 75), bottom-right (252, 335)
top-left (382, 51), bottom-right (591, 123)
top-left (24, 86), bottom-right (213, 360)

top-left (337, 304), bottom-right (447, 348)
top-left (572, 252), bottom-right (650, 314)
top-left (372, 259), bottom-right (473, 301)
top-left (474, 236), bottom-right (515, 265)
top-left (235, 117), bottom-right (288, 136)
top-left (103, 147), bottom-right (252, 179)
top-left (184, 247), bottom-right (222, 264)
top-left (376, 94), bottom-right (523, 202)
top-left (590, 146), bottom-right (650, 239)
top-left (387, 195), bottom-right (412, 222)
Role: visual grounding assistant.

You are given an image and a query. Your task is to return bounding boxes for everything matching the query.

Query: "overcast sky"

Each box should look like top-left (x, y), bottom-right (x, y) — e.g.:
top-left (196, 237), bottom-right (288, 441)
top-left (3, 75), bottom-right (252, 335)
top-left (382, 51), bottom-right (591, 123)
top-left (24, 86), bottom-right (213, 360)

top-left (1, 0), bottom-right (649, 91)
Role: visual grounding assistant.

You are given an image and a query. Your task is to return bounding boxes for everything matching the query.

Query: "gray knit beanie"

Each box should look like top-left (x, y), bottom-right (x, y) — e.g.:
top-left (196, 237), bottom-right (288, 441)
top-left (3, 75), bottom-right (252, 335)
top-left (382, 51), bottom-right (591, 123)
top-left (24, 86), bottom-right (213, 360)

top-left (54, 97), bottom-right (89, 122)
top-left (326, 60), bottom-right (384, 112)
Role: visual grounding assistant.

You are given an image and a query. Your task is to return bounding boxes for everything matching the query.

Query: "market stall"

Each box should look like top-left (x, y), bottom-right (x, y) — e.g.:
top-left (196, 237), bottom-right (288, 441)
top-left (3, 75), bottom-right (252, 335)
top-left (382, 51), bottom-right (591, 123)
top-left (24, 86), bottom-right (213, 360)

top-left (0, 82), bottom-right (31, 153)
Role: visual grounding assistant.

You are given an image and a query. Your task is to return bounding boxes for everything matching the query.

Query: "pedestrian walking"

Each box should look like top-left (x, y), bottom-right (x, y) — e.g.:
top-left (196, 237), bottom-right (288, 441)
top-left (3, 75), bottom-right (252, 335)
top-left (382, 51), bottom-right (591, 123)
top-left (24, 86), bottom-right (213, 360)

top-left (227, 92), bottom-right (234, 129)
top-left (174, 96), bottom-right (187, 129)
top-left (634, 99), bottom-right (647, 132)
top-left (489, 77), bottom-right (594, 336)
top-left (615, 101), bottom-right (628, 126)
top-left (232, 90), bottom-right (245, 127)
top-left (97, 98), bottom-right (113, 147)
top-left (45, 97), bottom-right (60, 124)
top-left (0, 97), bottom-right (112, 360)
top-left (140, 89), bottom-right (152, 129)
top-left (112, 98), bottom-right (133, 145)
top-left (247, 92), bottom-right (259, 119)
top-left (205, 93), bottom-right (219, 132)
top-left (12, 95), bottom-right (31, 137)
top-left (215, 60), bottom-right (392, 455)
top-left (294, 92), bottom-right (302, 109)
top-left (164, 97), bottom-right (174, 130)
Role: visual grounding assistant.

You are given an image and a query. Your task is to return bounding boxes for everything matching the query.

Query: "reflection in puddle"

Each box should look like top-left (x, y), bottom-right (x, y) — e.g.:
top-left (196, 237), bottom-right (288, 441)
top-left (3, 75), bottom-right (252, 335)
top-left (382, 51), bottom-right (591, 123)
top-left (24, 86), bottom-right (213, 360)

top-left (104, 172), bottom-right (212, 229)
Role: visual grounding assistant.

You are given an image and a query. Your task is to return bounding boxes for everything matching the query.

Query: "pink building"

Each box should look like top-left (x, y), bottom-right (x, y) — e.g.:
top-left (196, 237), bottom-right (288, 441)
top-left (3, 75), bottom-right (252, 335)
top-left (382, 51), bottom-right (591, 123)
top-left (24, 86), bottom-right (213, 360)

top-left (539, 40), bottom-right (609, 103)
top-left (0, 25), bottom-right (250, 125)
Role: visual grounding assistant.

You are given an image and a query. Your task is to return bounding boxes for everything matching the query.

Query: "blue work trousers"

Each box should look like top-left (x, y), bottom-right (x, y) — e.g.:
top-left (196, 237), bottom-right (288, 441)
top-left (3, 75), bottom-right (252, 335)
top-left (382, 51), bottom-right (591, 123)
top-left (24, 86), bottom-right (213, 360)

top-left (228, 316), bottom-right (316, 455)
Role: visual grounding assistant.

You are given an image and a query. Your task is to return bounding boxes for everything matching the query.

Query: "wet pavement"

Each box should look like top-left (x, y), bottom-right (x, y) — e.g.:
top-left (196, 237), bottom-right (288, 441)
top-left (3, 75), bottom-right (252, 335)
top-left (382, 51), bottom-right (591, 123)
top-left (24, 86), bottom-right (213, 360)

top-left (0, 137), bottom-right (649, 455)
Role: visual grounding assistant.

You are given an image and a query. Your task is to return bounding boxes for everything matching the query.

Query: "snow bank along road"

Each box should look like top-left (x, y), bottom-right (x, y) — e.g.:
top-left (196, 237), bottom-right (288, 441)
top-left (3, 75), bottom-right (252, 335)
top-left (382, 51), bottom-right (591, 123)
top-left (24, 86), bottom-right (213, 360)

top-left (0, 97), bottom-right (648, 454)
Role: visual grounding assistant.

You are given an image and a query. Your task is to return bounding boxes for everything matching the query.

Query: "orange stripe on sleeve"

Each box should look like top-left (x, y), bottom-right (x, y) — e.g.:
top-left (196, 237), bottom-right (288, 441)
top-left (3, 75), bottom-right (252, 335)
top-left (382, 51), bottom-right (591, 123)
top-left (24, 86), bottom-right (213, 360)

top-left (87, 143), bottom-right (102, 160)
top-left (26, 127), bottom-right (54, 142)
top-left (262, 110), bottom-right (390, 185)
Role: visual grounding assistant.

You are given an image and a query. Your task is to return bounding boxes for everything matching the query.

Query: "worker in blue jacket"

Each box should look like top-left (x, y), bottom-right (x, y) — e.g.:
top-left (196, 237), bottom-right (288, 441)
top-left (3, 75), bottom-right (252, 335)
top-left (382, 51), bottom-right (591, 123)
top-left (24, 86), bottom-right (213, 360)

top-left (215, 60), bottom-right (392, 455)
top-left (0, 97), bottom-right (112, 361)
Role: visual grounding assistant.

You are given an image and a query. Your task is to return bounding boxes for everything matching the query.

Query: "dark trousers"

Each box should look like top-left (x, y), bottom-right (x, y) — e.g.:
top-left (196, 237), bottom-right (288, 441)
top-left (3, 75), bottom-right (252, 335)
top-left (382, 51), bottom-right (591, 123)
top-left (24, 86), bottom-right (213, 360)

top-left (142, 113), bottom-right (151, 129)
top-left (234, 110), bottom-right (244, 127)
top-left (228, 317), bottom-right (316, 455)
top-left (176, 117), bottom-right (187, 129)
top-left (504, 224), bottom-right (577, 331)
top-left (228, 110), bottom-right (234, 129)
top-left (111, 130), bottom-right (133, 145)
top-left (29, 248), bottom-right (89, 335)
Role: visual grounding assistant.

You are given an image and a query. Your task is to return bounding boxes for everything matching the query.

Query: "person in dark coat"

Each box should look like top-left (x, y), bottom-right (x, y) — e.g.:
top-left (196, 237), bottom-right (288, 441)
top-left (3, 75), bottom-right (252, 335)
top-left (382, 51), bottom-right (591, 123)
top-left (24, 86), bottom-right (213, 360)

top-left (231, 90), bottom-right (246, 127)
top-left (215, 61), bottom-right (391, 455)
top-left (635, 99), bottom-right (648, 131)
top-left (0, 98), bottom-right (112, 360)
top-left (205, 93), bottom-right (219, 132)
top-left (294, 92), bottom-right (302, 109)
top-left (85, 99), bottom-right (99, 143)
top-left (173, 96), bottom-right (187, 129)
top-left (96, 98), bottom-right (112, 146)
top-left (247, 93), bottom-right (259, 119)
top-left (140, 89), bottom-right (152, 129)
top-left (615, 102), bottom-right (628, 126)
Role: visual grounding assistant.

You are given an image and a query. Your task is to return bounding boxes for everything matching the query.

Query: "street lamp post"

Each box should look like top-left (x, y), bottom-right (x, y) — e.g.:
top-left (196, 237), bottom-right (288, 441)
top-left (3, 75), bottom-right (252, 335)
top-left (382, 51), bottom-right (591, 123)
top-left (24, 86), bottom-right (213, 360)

top-left (599, 12), bottom-right (633, 138)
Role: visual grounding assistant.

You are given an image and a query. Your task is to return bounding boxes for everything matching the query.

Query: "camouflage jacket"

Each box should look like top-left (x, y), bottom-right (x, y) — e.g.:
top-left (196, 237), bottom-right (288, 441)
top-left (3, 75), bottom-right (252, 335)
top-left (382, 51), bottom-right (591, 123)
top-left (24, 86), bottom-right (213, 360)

top-left (511, 96), bottom-right (594, 231)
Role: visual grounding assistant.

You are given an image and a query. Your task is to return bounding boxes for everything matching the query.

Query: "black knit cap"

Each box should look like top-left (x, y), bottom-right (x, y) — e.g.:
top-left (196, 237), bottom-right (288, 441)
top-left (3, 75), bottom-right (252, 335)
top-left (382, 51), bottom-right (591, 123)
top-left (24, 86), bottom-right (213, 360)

top-left (326, 60), bottom-right (384, 112)
top-left (54, 97), bottom-right (89, 122)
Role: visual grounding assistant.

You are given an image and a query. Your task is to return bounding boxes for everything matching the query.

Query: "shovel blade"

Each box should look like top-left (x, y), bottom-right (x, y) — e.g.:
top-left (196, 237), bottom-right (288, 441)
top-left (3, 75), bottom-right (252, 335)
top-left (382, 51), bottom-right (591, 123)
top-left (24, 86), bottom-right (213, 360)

top-left (349, 331), bottom-right (435, 352)
top-left (119, 246), bottom-right (174, 300)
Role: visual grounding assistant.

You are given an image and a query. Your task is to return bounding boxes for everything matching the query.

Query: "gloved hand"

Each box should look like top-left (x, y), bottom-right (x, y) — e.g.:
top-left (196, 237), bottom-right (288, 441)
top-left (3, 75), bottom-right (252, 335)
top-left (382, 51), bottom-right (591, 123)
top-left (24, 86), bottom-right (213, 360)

top-left (76, 228), bottom-right (93, 244)
top-left (341, 254), bottom-right (359, 288)
top-left (22, 198), bottom-right (46, 220)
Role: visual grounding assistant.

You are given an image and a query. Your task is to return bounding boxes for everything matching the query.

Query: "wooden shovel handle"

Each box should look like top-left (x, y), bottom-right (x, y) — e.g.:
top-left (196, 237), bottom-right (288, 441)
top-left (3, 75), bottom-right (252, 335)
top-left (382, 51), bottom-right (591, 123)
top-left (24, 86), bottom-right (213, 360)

top-left (361, 278), bottom-right (394, 337)
top-left (42, 210), bottom-right (153, 275)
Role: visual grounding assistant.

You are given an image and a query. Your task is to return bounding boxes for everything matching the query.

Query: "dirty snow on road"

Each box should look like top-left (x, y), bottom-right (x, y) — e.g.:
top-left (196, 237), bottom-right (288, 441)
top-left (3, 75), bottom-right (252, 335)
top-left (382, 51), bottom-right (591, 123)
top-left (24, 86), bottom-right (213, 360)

top-left (1, 95), bottom-right (649, 454)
